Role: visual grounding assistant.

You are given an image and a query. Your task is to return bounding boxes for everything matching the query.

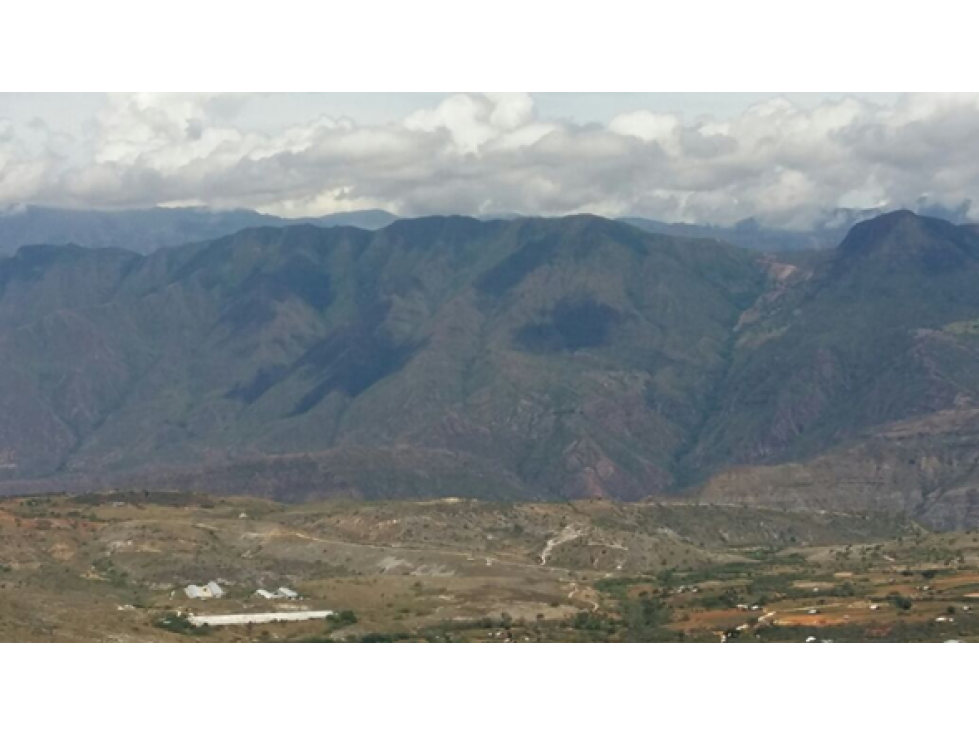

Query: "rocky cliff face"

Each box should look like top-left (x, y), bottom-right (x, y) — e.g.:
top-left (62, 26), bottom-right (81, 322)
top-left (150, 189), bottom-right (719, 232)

top-left (701, 409), bottom-right (979, 531)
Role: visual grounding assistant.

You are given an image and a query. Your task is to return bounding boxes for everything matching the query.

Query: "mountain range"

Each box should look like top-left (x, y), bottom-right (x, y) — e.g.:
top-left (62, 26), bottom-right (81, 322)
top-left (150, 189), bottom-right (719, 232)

top-left (621, 214), bottom-right (861, 252)
top-left (8, 204), bottom-right (973, 257)
top-left (0, 205), bottom-right (398, 256)
top-left (623, 202), bottom-right (976, 252)
top-left (1, 210), bottom-right (979, 529)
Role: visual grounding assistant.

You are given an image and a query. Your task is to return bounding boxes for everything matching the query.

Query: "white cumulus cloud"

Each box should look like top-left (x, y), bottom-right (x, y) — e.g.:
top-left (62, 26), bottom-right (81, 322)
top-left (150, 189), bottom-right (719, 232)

top-left (1, 92), bottom-right (979, 227)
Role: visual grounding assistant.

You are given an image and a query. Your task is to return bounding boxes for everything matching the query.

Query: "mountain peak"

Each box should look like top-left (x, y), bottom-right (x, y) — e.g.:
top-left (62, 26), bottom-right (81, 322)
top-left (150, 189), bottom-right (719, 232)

top-left (834, 209), bottom-right (979, 272)
top-left (840, 209), bottom-right (935, 249)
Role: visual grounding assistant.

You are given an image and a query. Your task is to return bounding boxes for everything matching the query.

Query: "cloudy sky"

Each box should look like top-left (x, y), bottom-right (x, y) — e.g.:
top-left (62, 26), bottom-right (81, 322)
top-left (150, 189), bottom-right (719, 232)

top-left (0, 92), bottom-right (976, 228)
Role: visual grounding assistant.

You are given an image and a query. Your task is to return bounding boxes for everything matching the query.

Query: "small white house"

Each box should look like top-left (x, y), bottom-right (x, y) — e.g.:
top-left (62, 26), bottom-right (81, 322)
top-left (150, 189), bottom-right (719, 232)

top-left (185, 581), bottom-right (226, 600)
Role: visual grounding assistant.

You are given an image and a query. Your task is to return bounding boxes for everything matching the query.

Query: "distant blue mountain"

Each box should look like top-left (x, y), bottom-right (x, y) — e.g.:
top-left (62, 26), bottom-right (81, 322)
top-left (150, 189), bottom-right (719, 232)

top-left (0, 205), bottom-right (399, 255)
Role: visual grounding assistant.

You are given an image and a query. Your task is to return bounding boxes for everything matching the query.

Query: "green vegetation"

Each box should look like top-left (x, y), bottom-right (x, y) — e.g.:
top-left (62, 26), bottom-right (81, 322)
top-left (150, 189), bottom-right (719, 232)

top-left (153, 614), bottom-right (211, 637)
top-left (1, 212), bottom-right (979, 533)
top-left (327, 610), bottom-right (359, 630)
top-left (698, 212), bottom-right (979, 530)
top-left (0, 215), bottom-right (762, 505)
top-left (889, 594), bottom-right (914, 611)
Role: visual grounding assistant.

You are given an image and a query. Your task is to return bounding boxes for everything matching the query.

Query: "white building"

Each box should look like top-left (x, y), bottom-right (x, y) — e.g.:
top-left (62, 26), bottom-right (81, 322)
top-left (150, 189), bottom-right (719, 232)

top-left (184, 581), bottom-right (226, 600)
top-left (254, 587), bottom-right (301, 600)
top-left (189, 611), bottom-right (335, 628)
